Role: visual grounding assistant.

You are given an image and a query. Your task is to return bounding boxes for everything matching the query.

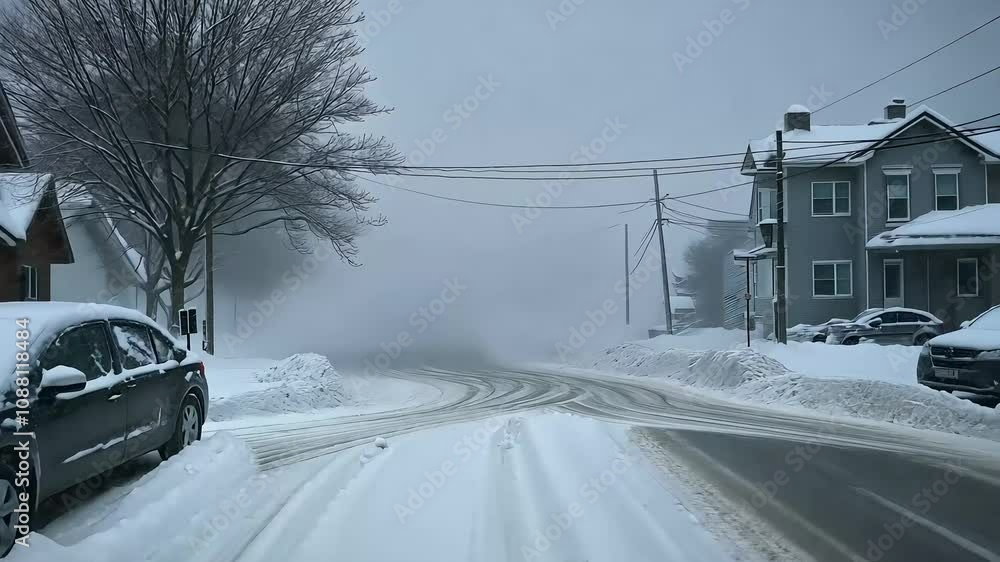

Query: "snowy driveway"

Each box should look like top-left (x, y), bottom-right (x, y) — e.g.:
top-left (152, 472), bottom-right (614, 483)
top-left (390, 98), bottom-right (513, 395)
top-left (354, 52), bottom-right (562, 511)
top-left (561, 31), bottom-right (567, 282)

top-left (16, 365), bottom-right (1000, 562)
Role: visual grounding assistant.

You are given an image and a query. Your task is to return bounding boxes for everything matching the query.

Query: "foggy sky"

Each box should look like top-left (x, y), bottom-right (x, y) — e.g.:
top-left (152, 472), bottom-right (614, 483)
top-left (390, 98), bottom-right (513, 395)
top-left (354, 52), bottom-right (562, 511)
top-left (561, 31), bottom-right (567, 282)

top-left (246, 0), bottom-right (1000, 368)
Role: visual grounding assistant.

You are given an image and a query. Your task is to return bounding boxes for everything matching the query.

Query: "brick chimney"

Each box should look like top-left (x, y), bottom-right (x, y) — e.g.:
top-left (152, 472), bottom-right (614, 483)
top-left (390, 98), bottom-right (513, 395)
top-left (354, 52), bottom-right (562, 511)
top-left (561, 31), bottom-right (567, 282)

top-left (783, 104), bottom-right (811, 132)
top-left (885, 98), bottom-right (906, 120)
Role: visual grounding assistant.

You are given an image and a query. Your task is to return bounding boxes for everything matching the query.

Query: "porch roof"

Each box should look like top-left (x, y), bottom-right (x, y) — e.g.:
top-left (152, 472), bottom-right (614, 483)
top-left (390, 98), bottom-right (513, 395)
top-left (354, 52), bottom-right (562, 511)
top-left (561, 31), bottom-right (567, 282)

top-left (867, 205), bottom-right (1000, 252)
top-left (733, 244), bottom-right (775, 261)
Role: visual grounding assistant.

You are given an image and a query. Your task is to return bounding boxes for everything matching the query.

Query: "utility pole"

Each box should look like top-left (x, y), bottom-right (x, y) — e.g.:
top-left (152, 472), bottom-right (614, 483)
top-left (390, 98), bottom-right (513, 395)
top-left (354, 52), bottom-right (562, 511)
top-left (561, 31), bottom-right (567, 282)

top-left (205, 219), bottom-right (215, 354)
top-left (652, 170), bottom-right (673, 334)
top-left (624, 223), bottom-right (630, 326)
top-left (774, 130), bottom-right (787, 344)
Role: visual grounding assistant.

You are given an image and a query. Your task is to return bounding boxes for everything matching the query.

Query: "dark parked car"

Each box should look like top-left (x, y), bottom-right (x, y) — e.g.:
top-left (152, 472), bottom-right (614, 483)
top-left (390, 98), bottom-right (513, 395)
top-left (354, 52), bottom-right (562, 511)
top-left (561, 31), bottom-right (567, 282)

top-left (825, 307), bottom-right (944, 346)
top-left (917, 305), bottom-right (1000, 397)
top-left (0, 302), bottom-right (208, 555)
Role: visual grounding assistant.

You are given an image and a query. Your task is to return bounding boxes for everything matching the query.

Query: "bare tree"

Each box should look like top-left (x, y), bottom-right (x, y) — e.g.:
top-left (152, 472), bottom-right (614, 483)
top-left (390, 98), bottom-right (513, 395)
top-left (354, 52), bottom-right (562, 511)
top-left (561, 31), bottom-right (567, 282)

top-left (0, 0), bottom-right (397, 330)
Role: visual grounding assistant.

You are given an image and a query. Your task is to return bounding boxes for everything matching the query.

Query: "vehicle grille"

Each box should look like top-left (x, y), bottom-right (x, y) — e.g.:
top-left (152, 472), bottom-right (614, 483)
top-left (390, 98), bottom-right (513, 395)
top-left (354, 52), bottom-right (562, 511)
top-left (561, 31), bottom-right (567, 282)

top-left (930, 347), bottom-right (979, 359)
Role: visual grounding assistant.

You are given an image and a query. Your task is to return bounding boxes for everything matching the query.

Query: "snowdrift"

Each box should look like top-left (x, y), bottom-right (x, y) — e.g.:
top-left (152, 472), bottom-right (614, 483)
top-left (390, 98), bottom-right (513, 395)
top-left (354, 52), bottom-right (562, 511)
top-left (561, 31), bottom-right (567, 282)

top-left (592, 342), bottom-right (1000, 441)
top-left (209, 353), bottom-right (350, 421)
top-left (20, 433), bottom-right (264, 562)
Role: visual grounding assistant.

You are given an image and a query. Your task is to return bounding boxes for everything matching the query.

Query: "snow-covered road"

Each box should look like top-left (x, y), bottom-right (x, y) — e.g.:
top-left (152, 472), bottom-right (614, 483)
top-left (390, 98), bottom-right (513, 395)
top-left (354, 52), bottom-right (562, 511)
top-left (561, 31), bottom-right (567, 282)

top-left (17, 364), bottom-right (1000, 562)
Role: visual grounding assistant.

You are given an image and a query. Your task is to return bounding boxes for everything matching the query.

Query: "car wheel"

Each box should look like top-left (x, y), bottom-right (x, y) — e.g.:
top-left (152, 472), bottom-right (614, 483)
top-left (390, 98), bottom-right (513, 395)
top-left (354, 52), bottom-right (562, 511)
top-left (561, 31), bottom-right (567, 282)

top-left (812, 334), bottom-right (826, 343)
top-left (842, 336), bottom-right (859, 345)
top-left (913, 333), bottom-right (931, 346)
top-left (0, 464), bottom-right (26, 557)
top-left (159, 394), bottom-right (203, 461)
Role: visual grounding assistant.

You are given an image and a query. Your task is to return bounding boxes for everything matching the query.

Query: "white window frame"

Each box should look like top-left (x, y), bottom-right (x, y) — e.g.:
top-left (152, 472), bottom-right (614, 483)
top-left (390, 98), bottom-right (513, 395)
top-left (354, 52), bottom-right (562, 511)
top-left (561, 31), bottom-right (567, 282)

top-left (884, 170), bottom-right (911, 222)
top-left (810, 181), bottom-right (851, 217)
top-left (883, 258), bottom-right (904, 302)
top-left (957, 258), bottom-right (979, 297)
top-left (812, 260), bottom-right (853, 298)
top-left (20, 265), bottom-right (38, 301)
top-left (757, 188), bottom-right (775, 224)
top-left (933, 168), bottom-right (960, 211)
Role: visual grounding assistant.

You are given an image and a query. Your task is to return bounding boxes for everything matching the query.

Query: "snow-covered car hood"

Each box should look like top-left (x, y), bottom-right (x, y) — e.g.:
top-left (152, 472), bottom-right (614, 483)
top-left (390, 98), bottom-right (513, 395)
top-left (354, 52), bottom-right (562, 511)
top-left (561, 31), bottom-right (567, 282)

top-left (927, 328), bottom-right (1000, 351)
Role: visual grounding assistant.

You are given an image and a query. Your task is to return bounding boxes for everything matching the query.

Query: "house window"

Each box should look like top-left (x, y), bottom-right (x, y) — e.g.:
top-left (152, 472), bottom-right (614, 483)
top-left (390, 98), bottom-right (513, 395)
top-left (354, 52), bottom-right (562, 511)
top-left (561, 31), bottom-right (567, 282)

top-left (757, 189), bottom-right (775, 223)
top-left (957, 258), bottom-right (979, 297)
top-left (20, 265), bottom-right (38, 301)
top-left (885, 173), bottom-right (910, 222)
top-left (813, 261), bottom-right (852, 297)
top-left (934, 171), bottom-right (959, 211)
top-left (811, 182), bottom-right (850, 216)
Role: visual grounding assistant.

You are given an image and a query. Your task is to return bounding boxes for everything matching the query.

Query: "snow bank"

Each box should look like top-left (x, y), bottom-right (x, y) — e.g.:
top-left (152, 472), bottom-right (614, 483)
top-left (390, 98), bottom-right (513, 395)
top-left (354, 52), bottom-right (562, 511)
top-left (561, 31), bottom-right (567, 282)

top-left (19, 433), bottom-right (265, 562)
top-left (591, 340), bottom-right (1000, 441)
top-left (208, 353), bottom-right (350, 421)
top-left (640, 328), bottom-right (921, 386)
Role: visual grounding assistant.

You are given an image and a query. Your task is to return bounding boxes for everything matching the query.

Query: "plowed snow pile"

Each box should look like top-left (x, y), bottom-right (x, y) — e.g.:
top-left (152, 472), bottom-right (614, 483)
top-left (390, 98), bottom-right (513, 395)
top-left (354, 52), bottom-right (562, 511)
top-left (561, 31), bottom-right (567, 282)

top-left (591, 342), bottom-right (1000, 441)
top-left (209, 353), bottom-right (349, 421)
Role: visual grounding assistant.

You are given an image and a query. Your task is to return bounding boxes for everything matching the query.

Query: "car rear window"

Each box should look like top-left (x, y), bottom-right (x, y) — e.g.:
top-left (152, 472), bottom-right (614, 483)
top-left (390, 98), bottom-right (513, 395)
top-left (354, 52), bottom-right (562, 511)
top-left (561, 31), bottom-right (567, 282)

top-left (149, 329), bottom-right (185, 364)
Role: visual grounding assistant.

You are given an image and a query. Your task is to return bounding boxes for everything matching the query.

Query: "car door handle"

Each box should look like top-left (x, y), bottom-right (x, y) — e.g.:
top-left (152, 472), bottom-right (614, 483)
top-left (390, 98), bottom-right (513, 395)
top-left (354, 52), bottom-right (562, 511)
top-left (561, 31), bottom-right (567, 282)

top-left (108, 393), bottom-right (123, 402)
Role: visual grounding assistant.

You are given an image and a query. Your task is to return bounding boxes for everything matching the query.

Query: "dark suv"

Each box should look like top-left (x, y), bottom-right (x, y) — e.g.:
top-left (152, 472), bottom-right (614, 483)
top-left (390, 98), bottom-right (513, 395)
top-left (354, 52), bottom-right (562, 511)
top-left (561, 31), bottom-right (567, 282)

top-left (0, 302), bottom-right (209, 555)
top-left (917, 304), bottom-right (1000, 397)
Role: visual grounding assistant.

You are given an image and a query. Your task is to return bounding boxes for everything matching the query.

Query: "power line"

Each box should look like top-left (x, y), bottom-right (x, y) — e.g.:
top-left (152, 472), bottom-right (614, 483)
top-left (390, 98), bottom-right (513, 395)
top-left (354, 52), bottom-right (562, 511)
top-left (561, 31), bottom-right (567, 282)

top-left (631, 220), bottom-right (658, 274)
top-left (667, 116), bottom-right (1000, 200)
top-left (348, 172), bottom-right (653, 210)
top-left (912, 63), bottom-right (1000, 106)
top-left (813, 14), bottom-right (1000, 114)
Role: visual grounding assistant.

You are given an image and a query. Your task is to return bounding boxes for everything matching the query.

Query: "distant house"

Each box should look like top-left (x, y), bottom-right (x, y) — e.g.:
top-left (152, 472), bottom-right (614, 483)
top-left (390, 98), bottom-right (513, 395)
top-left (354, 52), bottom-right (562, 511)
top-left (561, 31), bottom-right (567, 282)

top-left (0, 81), bottom-right (74, 302)
top-left (738, 99), bottom-right (1000, 335)
top-left (53, 189), bottom-right (156, 311)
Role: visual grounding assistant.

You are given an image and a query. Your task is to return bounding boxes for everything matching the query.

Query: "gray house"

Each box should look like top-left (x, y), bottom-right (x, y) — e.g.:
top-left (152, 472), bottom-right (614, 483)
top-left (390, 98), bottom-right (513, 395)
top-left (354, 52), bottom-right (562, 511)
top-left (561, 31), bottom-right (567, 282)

top-left (739, 100), bottom-right (1000, 334)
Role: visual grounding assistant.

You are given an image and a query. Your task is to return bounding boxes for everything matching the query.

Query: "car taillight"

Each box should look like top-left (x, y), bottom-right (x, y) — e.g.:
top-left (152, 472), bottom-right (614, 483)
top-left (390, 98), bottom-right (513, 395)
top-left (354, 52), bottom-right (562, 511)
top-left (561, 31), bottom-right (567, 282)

top-left (198, 363), bottom-right (206, 379)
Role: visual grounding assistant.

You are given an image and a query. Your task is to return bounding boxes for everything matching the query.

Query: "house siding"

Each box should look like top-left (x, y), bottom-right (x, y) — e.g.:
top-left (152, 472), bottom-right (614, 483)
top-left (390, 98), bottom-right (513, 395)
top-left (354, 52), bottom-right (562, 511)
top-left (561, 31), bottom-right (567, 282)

top-left (864, 120), bottom-right (989, 237)
top-left (783, 164), bottom-right (864, 326)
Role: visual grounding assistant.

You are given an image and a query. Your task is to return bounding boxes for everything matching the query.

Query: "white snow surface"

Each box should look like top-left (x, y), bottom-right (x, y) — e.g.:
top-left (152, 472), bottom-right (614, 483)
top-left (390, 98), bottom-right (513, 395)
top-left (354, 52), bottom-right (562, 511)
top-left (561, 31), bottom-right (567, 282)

top-left (15, 433), bottom-right (262, 561)
top-left (586, 329), bottom-right (1000, 440)
top-left (234, 413), bottom-right (730, 562)
top-left (207, 353), bottom-right (348, 421)
top-left (867, 204), bottom-right (1000, 250)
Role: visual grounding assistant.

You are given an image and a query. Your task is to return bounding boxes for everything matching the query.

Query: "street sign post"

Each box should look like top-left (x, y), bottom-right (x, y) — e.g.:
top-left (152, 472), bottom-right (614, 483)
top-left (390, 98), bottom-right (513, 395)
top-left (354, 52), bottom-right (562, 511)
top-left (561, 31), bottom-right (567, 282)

top-left (179, 308), bottom-right (198, 350)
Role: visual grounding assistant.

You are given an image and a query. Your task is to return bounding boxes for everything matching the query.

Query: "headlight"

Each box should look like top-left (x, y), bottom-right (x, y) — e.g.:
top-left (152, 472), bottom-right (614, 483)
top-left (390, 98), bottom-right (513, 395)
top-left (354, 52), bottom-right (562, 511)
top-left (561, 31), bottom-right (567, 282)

top-left (920, 343), bottom-right (931, 355)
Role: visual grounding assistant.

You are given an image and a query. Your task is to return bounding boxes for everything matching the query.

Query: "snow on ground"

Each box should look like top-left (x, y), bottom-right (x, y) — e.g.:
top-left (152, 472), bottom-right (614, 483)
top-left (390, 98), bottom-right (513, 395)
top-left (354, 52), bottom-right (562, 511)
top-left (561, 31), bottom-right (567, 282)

top-left (17, 414), bottom-right (736, 562)
top-left (585, 329), bottom-right (1000, 441)
top-left (14, 434), bottom-right (266, 562)
top-left (205, 354), bottom-right (440, 423)
top-left (234, 412), bottom-right (732, 562)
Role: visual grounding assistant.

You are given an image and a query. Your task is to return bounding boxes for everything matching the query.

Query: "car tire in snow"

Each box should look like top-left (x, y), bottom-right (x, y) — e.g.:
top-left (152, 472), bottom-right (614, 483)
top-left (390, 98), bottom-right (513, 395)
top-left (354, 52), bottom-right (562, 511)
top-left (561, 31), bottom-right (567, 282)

top-left (842, 336), bottom-right (859, 345)
top-left (0, 463), bottom-right (28, 557)
top-left (159, 395), bottom-right (203, 461)
top-left (913, 333), bottom-right (932, 346)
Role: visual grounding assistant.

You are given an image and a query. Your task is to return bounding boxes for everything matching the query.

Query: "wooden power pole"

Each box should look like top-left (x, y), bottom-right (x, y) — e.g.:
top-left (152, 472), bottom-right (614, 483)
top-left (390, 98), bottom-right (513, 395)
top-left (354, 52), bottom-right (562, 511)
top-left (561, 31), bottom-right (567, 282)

top-left (624, 223), bottom-right (630, 326)
top-left (652, 170), bottom-right (673, 335)
top-left (775, 129), bottom-right (787, 344)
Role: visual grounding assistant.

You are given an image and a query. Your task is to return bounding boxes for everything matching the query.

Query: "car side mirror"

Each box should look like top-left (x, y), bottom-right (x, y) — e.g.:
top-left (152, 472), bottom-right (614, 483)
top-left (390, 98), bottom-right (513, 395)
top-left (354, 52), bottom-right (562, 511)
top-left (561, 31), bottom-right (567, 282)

top-left (869, 318), bottom-right (883, 328)
top-left (960, 320), bottom-right (971, 329)
top-left (39, 366), bottom-right (88, 398)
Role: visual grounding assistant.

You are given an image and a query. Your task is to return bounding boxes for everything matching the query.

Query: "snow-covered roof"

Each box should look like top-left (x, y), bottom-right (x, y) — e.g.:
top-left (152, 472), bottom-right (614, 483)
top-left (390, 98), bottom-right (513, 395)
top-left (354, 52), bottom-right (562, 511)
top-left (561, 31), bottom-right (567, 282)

top-left (744, 106), bottom-right (1000, 171)
top-left (867, 204), bottom-right (1000, 251)
top-left (0, 173), bottom-right (52, 242)
top-left (732, 244), bottom-right (774, 260)
top-left (670, 295), bottom-right (695, 312)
